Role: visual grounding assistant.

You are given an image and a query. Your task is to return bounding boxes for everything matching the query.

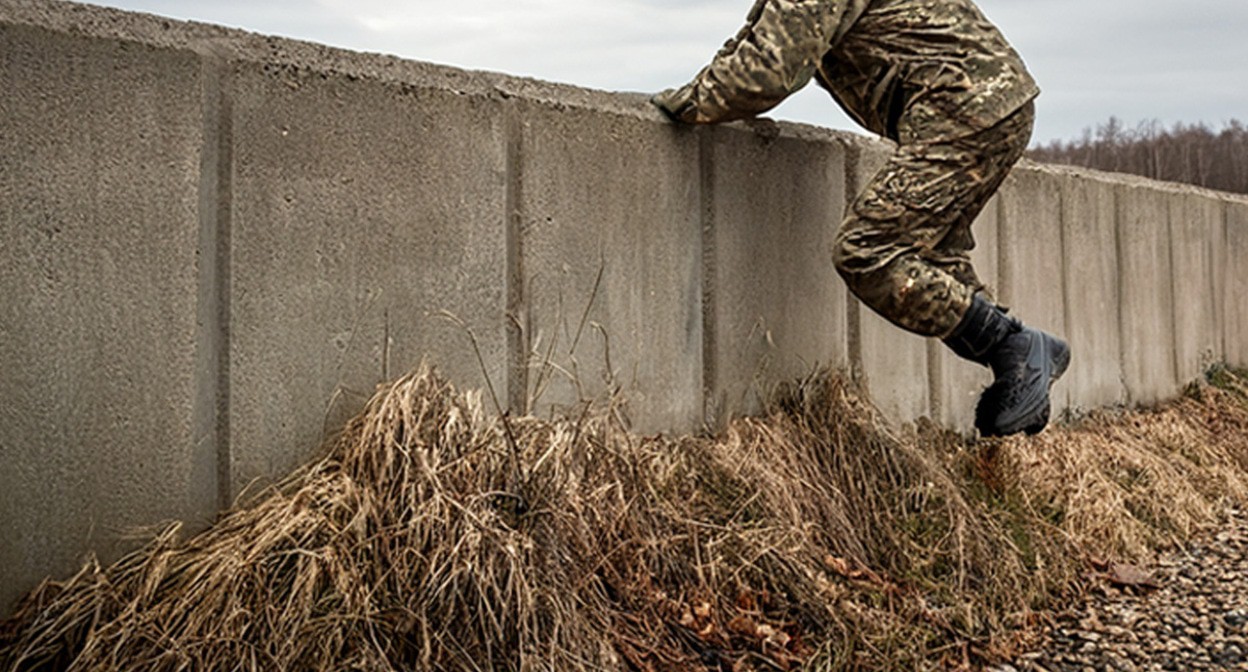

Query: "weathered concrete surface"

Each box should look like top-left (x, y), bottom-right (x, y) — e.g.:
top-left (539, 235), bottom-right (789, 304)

top-left (226, 60), bottom-right (510, 498)
top-left (1117, 184), bottom-right (1180, 404)
top-left (998, 167), bottom-right (1071, 408)
top-left (1058, 172), bottom-right (1128, 411)
top-left (929, 196), bottom-right (1001, 432)
top-left (848, 139), bottom-right (934, 423)
top-left (704, 122), bottom-right (849, 424)
top-left (1168, 192), bottom-right (1227, 384)
top-left (0, 21), bottom-right (211, 613)
top-left (998, 168), bottom-right (1069, 340)
top-left (1228, 201), bottom-right (1248, 369)
top-left (514, 98), bottom-right (702, 433)
top-left (5, 0), bottom-right (1248, 621)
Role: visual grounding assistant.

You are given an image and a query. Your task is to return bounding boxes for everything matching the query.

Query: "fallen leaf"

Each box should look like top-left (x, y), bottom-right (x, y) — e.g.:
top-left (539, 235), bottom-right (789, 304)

top-left (1107, 563), bottom-right (1160, 590)
top-left (727, 615), bottom-right (759, 638)
top-left (757, 623), bottom-right (792, 649)
top-left (824, 555), bottom-right (852, 577)
top-left (824, 554), bottom-right (889, 586)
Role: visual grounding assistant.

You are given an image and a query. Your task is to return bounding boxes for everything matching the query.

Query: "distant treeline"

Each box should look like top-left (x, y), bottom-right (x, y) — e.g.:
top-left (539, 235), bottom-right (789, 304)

top-left (1027, 118), bottom-right (1248, 196)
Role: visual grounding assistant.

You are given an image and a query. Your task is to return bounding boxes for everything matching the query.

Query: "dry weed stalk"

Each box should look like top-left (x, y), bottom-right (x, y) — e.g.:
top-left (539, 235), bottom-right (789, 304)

top-left (2, 366), bottom-right (1247, 671)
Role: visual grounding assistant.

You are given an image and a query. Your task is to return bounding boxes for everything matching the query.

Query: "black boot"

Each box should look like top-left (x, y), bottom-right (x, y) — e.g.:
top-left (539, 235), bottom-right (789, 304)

top-left (944, 294), bottom-right (1071, 437)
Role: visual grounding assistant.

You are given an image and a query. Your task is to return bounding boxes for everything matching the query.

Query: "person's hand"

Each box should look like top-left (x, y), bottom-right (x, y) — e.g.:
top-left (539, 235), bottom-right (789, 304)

top-left (651, 84), bottom-right (697, 123)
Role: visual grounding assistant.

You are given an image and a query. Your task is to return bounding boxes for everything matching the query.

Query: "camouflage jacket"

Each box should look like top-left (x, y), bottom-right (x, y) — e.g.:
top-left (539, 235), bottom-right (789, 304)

top-left (655, 0), bottom-right (1039, 144)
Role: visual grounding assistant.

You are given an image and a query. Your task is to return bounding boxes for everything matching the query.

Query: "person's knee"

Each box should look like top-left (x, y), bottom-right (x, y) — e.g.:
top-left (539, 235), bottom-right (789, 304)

top-left (831, 236), bottom-right (883, 309)
top-left (832, 250), bottom-right (881, 317)
top-left (830, 233), bottom-right (857, 282)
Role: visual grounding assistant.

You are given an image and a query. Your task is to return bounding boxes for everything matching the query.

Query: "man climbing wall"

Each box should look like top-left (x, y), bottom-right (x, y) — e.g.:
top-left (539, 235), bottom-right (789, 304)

top-left (653, 0), bottom-right (1070, 437)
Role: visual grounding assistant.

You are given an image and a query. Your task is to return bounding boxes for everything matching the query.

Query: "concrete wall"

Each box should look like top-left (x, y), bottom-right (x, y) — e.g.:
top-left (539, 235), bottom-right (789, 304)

top-left (2, 0), bottom-right (1246, 614)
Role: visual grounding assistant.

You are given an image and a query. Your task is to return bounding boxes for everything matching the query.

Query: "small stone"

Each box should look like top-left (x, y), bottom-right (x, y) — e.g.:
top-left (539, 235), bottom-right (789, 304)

top-left (1109, 655), bottom-right (1139, 672)
top-left (1003, 512), bottom-right (1248, 672)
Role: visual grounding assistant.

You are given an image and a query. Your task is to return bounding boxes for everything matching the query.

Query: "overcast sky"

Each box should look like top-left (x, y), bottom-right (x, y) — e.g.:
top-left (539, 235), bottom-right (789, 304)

top-left (74, 0), bottom-right (1248, 145)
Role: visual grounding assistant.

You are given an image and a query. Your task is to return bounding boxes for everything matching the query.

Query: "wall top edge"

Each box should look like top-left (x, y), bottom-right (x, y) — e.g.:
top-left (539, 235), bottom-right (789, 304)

top-left (5, 0), bottom-right (1245, 206)
top-left (1017, 159), bottom-right (1248, 205)
top-left (0, 0), bottom-right (867, 148)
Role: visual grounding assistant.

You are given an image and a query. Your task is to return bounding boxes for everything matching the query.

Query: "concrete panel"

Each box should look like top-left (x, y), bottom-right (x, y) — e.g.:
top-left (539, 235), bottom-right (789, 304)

top-left (849, 139), bottom-right (932, 424)
top-left (227, 62), bottom-right (509, 496)
top-left (859, 309), bottom-right (931, 423)
top-left (516, 99), bottom-right (701, 434)
top-left (0, 25), bottom-right (209, 612)
top-left (705, 124), bottom-right (849, 423)
top-left (929, 196), bottom-right (1001, 432)
top-left (6, 0), bottom-right (1247, 621)
top-left (1169, 192), bottom-right (1226, 384)
top-left (998, 167), bottom-right (1071, 410)
top-left (1116, 184), bottom-right (1180, 404)
top-left (1228, 201), bottom-right (1248, 369)
top-left (998, 168), bottom-right (1068, 336)
top-left (1059, 174), bottom-right (1127, 412)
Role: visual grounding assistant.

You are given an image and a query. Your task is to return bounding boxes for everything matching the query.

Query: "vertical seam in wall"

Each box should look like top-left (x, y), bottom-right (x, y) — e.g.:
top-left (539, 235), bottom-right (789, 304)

top-left (214, 61), bottom-right (234, 512)
top-left (194, 52), bottom-right (223, 519)
top-left (1056, 182), bottom-right (1071, 412)
top-left (996, 193), bottom-right (1011, 309)
top-left (382, 309), bottom-right (390, 380)
top-left (1113, 187), bottom-right (1131, 402)
top-left (1057, 184), bottom-right (1071, 337)
top-left (217, 96), bottom-right (234, 513)
top-left (1166, 193), bottom-right (1181, 385)
top-left (504, 100), bottom-right (528, 414)
top-left (926, 340), bottom-right (942, 421)
top-left (1223, 201), bottom-right (1232, 360)
top-left (842, 141), bottom-right (863, 382)
top-left (1216, 200), bottom-right (1229, 361)
top-left (194, 48), bottom-right (234, 513)
top-left (699, 130), bottom-right (718, 428)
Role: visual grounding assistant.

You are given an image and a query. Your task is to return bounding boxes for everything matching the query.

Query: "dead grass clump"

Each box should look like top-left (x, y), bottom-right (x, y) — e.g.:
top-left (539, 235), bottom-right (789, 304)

top-left (1002, 376), bottom-right (1248, 560)
top-left (3, 365), bottom-right (1248, 671)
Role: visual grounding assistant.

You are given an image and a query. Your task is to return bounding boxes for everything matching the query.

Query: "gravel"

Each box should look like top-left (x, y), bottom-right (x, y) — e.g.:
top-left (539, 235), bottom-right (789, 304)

top-left (991, 508), bottom-right (1248, 672)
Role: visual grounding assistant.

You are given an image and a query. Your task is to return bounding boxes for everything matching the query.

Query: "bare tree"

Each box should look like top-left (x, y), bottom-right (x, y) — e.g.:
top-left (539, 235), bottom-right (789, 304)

top-left (1028, 118), bottom-right (1248, 196)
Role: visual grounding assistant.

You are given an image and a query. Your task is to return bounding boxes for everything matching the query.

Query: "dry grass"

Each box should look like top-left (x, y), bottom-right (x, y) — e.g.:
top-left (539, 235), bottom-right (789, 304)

top-left (3, 365), bottom-right (1247, 671)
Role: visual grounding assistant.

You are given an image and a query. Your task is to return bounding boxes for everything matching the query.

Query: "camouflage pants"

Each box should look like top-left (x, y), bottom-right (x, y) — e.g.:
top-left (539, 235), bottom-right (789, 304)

top-left (832, 101), bottom-right (1035, 337)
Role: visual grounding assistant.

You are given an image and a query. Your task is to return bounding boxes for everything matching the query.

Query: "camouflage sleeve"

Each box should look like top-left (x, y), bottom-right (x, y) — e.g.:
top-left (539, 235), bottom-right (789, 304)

top-left (654, 0), bottom-right (838, 124)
